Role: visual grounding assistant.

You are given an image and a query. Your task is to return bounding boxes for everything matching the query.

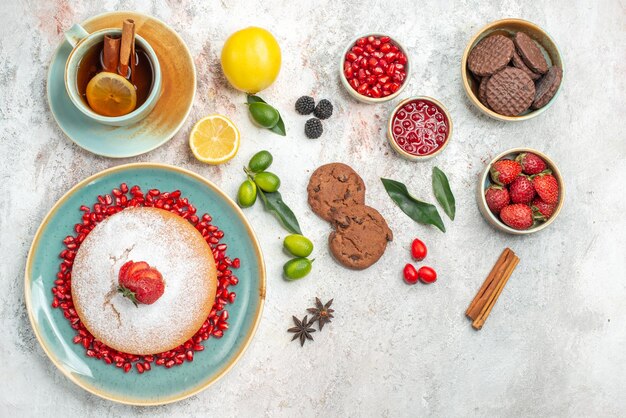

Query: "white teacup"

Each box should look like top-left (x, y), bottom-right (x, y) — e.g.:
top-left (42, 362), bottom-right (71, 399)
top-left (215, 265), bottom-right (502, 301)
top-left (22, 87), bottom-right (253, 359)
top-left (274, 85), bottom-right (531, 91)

top-left (64, 24), bottom-right (162, 126)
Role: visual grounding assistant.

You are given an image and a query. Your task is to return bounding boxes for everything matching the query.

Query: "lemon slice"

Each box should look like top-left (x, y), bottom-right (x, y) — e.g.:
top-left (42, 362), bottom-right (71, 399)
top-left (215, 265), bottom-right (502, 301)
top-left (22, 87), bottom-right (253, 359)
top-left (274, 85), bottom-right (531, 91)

top-left (85, 72), bottom-right (137, 117)
top-left (189, 115), bottom-right (241, 165)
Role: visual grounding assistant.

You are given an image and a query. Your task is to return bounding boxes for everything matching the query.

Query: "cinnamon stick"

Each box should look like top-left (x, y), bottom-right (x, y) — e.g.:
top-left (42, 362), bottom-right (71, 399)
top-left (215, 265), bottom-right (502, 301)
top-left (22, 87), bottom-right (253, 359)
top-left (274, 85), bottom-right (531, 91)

top-left (118, 19), bottom-right (135, 78)
top-left (130, 31), bottom-right (136, 85)
top-left (102, 35), bottom-right (121, 73)
top-left (472, 254), bottom-right (519, 330)
top-left (466, 248), bottom-right (513, 320)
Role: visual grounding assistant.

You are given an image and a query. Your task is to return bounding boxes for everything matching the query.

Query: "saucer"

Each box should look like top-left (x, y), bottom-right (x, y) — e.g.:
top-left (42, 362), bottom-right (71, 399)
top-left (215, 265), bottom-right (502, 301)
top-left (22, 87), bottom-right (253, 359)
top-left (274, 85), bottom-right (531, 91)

top-left (47, 11), bottom-right (196, 158)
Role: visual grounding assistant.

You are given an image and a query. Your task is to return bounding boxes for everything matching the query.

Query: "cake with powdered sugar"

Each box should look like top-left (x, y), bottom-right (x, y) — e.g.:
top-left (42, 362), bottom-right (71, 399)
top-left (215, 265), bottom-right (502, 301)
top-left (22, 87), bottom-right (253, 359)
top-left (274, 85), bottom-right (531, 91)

top-left (71, 207), bottom-right (217, 355)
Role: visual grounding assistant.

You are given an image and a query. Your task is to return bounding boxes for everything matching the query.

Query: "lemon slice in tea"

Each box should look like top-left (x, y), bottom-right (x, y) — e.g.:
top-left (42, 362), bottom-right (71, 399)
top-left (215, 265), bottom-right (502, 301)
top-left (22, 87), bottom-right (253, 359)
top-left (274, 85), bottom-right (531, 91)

top-left (86, 72), bottom-right (137, 117)
top-left (189, 115), bottom-right (241, 165)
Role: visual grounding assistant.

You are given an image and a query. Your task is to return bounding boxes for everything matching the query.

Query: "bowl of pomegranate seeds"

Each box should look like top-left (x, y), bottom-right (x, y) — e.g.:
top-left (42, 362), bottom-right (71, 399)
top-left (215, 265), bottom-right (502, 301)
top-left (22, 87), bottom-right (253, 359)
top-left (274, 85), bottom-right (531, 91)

top-left (387, 96), bottom-right (453, 161)
top-left (477, 148), bottom-right (565, 234)
top-left (340, 34), bottom-right (410, 103)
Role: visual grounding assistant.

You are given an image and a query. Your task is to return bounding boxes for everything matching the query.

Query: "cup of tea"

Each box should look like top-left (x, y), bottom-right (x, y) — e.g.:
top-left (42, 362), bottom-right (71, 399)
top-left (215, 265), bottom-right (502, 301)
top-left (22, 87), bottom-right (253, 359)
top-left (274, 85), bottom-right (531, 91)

top-left (64, 23), bottom-right (162, 126)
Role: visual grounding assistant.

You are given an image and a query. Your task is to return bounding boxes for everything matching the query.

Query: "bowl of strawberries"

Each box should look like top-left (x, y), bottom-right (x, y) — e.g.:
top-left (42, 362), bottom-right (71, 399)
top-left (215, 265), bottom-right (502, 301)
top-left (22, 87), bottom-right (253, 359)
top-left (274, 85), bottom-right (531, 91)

top-left (477, 148), bottom-right (564, 234)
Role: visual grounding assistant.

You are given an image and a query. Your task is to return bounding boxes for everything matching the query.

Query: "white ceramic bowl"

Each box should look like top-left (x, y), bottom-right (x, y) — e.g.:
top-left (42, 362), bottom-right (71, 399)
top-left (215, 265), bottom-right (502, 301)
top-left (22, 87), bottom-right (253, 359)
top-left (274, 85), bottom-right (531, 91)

top-left (461, 19), bottom-right (564, 122)
top-left (477, 148), bottom-right (565, 235)
top-left (339, 33), bottom-right (410, 104)
top-left (387, 96), bottom-right (453, 161)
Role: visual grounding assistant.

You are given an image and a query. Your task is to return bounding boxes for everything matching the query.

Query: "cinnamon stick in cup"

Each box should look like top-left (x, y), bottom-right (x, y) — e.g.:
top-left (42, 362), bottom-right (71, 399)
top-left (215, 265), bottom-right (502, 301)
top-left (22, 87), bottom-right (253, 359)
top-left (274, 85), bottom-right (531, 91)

top-left (118, 19), bottom-right (135, 78)
top-left (102, 35), bottom-right (121, 73)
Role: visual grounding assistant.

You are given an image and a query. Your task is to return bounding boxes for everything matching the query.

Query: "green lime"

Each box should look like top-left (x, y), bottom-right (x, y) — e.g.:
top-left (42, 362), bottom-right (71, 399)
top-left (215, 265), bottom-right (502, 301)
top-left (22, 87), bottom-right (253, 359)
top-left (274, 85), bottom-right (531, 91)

top-left (248, 102), bottom-right (280, 128)
top-left (283, 234), bottom-right (314, 257)
top-left (283, 258), bottom-right (312, 280)
top-left (237, 179), bottom-right (257, 208)
top-left (248, 150), bottom-right (273, 172)
top-left (254, 171), bottom-right (281, 192)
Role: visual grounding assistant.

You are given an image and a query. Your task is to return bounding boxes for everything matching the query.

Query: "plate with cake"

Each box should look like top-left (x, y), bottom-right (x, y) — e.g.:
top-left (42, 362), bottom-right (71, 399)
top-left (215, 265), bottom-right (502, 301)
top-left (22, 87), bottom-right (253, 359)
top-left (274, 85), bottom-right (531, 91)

top-left (24, 163), bottom-right (265, 405)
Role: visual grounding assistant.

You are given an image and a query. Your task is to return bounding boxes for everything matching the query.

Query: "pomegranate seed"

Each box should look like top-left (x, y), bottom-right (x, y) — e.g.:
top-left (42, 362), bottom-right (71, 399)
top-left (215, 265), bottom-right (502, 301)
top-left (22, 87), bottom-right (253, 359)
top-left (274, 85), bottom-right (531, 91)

top-left (123, 363), bottom-right (131, 373)
top-left (143, 362), bottom-right (151, 371)
top-left (136, 363), bottom-right (144, 373)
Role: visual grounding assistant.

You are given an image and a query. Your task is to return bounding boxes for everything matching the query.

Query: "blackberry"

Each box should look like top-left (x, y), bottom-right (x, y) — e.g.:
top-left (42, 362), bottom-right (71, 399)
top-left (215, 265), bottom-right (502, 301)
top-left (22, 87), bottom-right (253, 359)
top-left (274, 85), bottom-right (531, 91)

top-left (295, 96), bottom-right (315, 115)
top-left (304, 118), bottom-right (323, 139)
top-left (313, 99), bottom-right (333, 119)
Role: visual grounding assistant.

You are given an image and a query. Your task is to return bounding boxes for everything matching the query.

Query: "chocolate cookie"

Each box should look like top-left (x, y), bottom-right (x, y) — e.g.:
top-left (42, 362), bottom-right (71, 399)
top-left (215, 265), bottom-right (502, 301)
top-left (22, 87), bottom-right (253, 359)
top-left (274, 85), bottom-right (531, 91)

top-left (531, 66), bottom-right (563, 109)
top-left (307, 163), bottom-right (366, 221)
top-left (512, 50), bottom-right (541, 80)
top-left (478, 76), bottom-right (491, 108)
top-left (468, 35), bottom-right (514, 77)
top-left (486, 67), bottom-right (535, 116)
top-left (329, 205), bottom-right (393, 270)
top-left (513, 32), bottom-right (548, 74)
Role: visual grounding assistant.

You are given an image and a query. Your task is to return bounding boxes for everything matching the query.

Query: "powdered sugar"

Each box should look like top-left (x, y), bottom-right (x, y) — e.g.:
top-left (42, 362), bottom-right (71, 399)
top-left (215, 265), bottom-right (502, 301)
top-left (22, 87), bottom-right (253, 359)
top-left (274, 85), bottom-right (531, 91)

top-left (71, 207), bottom-right (217, 355)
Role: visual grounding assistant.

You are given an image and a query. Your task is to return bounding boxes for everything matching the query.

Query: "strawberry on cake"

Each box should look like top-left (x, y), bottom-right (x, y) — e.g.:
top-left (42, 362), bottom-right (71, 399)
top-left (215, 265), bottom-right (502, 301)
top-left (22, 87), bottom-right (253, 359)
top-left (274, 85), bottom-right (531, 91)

top-left (71, 207), bottom-right (217, 355)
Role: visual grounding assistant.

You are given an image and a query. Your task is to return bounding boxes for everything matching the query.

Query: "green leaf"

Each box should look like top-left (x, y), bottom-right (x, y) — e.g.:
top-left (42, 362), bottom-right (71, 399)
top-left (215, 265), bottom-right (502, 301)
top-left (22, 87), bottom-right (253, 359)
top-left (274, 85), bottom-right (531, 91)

top-left (246, 94), bottom-right (265, 104)
top-left (247, 94), bottom-right (286, 136)
top-left (432, 167), bottom-right (456, 221)
top-left (380, 178), bottom-right (446, 232)
top-left (257, 189), bottom-right (302, 234)
top-left (269, 116), bottom-right (286, 136)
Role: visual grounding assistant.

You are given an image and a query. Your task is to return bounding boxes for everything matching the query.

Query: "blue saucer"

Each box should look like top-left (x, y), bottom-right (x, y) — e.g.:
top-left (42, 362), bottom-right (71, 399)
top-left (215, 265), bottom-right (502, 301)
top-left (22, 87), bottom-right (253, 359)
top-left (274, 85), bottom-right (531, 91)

top-left (46, 12), bottom-right (196, 158)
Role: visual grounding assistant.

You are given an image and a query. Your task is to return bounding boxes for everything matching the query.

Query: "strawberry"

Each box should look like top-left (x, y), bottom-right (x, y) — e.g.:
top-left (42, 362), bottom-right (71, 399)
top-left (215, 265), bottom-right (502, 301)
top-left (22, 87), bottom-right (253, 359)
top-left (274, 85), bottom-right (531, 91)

top-left (490, 159), bottom-right (522, 185)
top-left (515, 152), bottom-right (546, 175)
top-left (532, 171), bottom-right (559, 204)
top-left (500, 204), bottom-right (534, 230)
top-left (532, 197), bottom-right (557, 221)
top-left (509, 175), bottom-right (536, 204)
top-left (119, 260), bottom-right (149, 282)
top-left (485, 185), bottom-right (510, 215)
top-left (118, 261), bottom-right (165, 306)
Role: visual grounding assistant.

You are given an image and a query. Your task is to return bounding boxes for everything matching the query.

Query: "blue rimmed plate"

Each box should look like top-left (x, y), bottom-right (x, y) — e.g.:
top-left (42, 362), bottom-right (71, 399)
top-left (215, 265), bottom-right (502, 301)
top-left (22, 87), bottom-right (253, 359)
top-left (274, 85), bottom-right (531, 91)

top-left (25, 163), bottom-right (265, 405)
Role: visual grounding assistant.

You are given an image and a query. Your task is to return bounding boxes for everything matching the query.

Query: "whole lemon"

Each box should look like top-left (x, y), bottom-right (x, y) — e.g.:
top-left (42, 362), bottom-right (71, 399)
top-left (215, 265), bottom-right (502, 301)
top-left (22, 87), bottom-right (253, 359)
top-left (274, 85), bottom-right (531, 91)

top-left (221, 27), bottom-right (281, 94)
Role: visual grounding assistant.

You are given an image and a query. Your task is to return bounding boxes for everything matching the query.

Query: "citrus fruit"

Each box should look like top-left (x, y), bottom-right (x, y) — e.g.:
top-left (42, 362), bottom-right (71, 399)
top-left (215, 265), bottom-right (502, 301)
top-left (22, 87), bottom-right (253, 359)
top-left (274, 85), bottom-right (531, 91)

top-left (283, 235), bottom-right (314, 258)
top-left (237, 180), bottom-right (257, 208)
top-left (248, 150), bottom-right (273, 172)
top-left (253, 172), bottom-right (280, 192)
top-left (248, 102), bottom-right (280, 128)
top-left (189, 115), bottom-right (240, 165)
top-left (283, 258), bottom-right (312, 281)
top-left (221, 27), bottom-right (281, 93)
top-left (85, 72), bottom-right (137, 117)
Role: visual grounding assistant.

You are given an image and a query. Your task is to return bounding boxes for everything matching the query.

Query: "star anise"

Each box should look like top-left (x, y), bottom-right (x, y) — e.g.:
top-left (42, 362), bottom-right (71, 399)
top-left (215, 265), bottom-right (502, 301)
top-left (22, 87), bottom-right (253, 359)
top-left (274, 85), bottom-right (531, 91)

top-left (288, 315), bottom-right (316, 346)
top-left (307, 297), bottom-right (334, 330)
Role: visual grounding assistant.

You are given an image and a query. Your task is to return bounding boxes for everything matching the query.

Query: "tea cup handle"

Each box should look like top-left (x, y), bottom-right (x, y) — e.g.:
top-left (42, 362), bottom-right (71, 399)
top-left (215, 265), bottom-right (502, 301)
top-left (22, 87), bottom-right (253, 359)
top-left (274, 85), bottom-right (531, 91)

top-left (64, 24), bottom-right (89, 48)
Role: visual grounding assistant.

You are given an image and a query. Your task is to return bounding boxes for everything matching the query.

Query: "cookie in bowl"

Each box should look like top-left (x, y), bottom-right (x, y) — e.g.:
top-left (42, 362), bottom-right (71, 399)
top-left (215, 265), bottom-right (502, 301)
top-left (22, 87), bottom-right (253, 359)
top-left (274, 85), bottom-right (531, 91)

top-left (462, 19), bottom-right (564, 121)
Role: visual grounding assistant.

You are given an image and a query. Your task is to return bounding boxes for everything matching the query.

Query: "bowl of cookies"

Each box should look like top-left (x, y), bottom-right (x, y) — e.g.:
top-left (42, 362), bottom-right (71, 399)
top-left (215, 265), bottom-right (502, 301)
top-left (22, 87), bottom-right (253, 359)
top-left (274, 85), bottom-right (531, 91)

top-left (461, 19), bottom-right (564, 121)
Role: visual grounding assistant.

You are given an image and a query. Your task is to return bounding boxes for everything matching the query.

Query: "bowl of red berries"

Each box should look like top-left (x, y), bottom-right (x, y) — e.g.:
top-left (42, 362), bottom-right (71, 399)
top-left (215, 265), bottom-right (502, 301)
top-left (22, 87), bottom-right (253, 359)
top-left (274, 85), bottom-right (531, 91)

top-left (340, 34), bottom-right (410, 103)
top-left (477, 148), bottom-right (564, 234)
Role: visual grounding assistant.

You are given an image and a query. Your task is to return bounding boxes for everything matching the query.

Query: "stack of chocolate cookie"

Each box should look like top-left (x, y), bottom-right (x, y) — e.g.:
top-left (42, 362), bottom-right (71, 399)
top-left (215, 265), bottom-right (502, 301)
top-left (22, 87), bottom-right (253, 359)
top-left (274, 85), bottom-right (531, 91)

top-left (307, 163), bottom-right (392, 270)
top-left (468, 32), bottom-right (562, 116)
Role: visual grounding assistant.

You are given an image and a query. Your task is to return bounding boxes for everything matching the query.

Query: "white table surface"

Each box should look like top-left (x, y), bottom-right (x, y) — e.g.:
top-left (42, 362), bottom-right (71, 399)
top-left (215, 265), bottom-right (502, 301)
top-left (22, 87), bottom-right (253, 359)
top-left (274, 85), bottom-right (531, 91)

top-left (1, 0), bottom-right (625, 416)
